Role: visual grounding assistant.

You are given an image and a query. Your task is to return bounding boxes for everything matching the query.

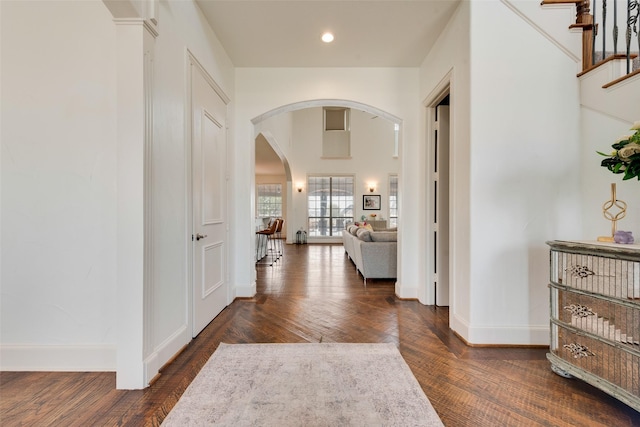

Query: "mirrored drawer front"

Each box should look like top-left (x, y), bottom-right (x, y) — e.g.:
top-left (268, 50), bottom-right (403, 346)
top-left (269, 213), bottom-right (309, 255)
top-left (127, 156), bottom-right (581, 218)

top-left (553, 289), bottom-right (640, 347)
top-left (551, 251), bottom-right (640, 299)
top-left (551, 324), bottom-right (640, 398)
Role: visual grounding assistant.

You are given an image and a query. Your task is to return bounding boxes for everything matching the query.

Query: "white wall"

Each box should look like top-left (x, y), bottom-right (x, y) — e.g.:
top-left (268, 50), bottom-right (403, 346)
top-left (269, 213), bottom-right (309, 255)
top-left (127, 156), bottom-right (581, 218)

top-left (144, 0), bottom-right (235, 382)
top-left (579, 71), bottom-right (640, 239)
top-left (4, 0), bottom-right (634, 377)
top-left (287, 108), bottom-right (399, 243)
top-left (234, 68), bottom-right (420, 298)
top-left (421, 0), bottom-right (584, 345)
top-left (503, 0), bottom-right (581, 63)
top-left (1, 1), bottom-right (118, 369)
top-left (419, 0), bottom-right (472, 327)
top-left (502, 0), bottom-right (640, 240)
top-left (256, 108), bottom-right (398, 243)
top-left (0, 0), bottom-right (236, 382)
top-left (469, 1), bottom-right (584, 344)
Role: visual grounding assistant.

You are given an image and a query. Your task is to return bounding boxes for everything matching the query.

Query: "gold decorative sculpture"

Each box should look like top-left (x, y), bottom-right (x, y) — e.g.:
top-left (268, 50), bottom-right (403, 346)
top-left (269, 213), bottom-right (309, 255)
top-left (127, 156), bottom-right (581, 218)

top-left (597, 183), bottom-right (627, 242)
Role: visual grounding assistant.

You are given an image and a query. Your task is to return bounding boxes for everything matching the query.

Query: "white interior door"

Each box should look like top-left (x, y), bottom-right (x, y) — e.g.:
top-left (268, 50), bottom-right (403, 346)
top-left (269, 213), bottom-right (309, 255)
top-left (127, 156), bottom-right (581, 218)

top-left (191, 64), bottom-right (228, 337)
top-left (434, 105), bottom-right (450, 306)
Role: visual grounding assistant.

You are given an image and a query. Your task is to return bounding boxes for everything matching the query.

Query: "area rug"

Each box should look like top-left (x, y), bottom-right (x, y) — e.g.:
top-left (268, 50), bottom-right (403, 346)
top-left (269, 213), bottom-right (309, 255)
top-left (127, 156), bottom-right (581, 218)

top-left (162, 342), bottom-right (443, 426)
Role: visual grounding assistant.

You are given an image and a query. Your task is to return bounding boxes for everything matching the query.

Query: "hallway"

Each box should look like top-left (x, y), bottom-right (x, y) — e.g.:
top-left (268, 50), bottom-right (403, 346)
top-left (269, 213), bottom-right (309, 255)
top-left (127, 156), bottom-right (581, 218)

top-left (1, 244), bottom-right (637, 426)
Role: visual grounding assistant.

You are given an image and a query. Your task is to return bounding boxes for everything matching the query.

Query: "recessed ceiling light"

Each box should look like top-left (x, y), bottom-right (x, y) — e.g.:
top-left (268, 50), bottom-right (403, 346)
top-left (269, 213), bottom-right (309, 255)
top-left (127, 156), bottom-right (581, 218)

top-left (321, 32), bottom-right (334, 43)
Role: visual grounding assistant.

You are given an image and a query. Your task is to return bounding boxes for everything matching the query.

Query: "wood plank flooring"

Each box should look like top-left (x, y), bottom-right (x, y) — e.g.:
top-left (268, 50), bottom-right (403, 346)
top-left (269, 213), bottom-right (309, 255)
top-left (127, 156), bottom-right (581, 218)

top-left (1, 243), bottom-right (639, 426)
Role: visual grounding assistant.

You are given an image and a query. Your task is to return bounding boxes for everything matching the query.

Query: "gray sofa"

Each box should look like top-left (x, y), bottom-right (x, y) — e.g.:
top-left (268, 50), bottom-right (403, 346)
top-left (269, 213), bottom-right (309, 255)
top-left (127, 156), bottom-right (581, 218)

top-left (342, 224), bottom-right (397, 285)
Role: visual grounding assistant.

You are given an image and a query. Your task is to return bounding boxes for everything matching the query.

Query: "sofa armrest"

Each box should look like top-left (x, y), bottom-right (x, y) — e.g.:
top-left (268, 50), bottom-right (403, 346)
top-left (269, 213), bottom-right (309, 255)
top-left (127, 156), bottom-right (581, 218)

top-left (359, 242), bottom-right (397, 279)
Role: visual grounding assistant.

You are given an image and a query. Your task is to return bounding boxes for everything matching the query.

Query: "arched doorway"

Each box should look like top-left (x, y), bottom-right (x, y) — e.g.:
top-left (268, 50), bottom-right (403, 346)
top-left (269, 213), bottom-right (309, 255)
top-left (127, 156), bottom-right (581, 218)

top-left (255, 132), bottom-right (293, 242)
top-left (251, 98), bottom-right (401, 275)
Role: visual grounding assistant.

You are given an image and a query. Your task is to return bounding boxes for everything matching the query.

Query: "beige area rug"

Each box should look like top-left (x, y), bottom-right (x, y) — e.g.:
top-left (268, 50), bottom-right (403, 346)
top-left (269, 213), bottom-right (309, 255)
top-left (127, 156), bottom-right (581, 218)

top-left (162, 342), bottom-right (443, 426)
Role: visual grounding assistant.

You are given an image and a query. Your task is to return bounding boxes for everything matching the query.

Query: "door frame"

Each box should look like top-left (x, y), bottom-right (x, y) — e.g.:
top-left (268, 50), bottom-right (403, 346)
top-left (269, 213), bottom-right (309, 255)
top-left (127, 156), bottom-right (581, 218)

top-left (424, 70), bottom-right (453, 311)
top-left (432, 103), bottom-right (450, 307)
top-left (185, 49), bottom-right (231, 338)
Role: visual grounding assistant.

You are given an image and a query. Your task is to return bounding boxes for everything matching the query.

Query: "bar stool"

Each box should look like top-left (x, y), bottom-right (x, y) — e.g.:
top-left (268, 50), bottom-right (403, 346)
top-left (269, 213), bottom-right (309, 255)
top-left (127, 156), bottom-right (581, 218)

top-left (255, 218), bottom-right (275, 262)
top-left (256, 219), bottom-right (279, 266)
top-left (274, 218), bottom-right (284, 260)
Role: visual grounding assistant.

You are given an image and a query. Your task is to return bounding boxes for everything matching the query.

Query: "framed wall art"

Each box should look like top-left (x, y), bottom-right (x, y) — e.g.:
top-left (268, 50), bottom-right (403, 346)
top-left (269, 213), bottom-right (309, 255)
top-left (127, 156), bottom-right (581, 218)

top-left (363, 195), bottom-right (381, 210)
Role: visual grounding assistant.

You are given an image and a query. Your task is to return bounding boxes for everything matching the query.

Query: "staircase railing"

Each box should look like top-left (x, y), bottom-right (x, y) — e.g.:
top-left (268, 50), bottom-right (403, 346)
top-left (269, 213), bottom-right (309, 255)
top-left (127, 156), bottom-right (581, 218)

top-left (591, 0), bottom-right (640, 73)
top-left (543, 0), bottom-right (640, 78)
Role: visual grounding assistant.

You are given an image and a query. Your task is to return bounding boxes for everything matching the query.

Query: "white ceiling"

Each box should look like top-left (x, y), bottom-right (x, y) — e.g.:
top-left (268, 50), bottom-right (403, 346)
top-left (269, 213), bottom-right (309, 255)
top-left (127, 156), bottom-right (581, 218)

top-left (196, 0), bottom-right (460, 174)
top-left (195, 0), bottom-right (461, 68)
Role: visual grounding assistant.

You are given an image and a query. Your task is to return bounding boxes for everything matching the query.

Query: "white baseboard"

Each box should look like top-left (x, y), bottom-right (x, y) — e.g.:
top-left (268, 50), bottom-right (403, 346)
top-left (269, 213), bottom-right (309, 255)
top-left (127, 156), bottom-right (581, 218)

top-left (0, 344), bottom-right (116, 371)
top-left (451, 314), bottom-right (549, 346)
top-left (234, 282), bottom-right (256, 298)
top-left (449, 313), bottom-right (470, 342)
top-left (144, 324), bottom-right (190, 385)
top-left (395, 280), bottom-right (418, 300)
top-left (467, 324), bottom-right (549, 346)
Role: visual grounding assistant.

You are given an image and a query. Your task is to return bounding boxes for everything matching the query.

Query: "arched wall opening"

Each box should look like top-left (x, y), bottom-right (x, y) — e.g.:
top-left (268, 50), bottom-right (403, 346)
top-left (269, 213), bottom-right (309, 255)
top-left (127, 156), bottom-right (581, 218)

top-left (255, 131), bottom-right (293, 241)
top-left (250, 98), bottom-right (403, 276)
top-left (252, 99), bottom-right (402, 127)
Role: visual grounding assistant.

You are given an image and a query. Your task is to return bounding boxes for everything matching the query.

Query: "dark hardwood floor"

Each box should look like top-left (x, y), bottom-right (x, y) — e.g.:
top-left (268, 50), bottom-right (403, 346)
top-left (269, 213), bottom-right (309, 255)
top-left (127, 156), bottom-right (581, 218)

top-left (1, 244), bottom-right (639, 426)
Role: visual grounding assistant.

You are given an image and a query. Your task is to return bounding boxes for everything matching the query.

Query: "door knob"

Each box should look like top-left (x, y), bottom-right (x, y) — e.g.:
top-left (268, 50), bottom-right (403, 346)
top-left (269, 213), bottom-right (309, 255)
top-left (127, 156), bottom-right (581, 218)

top-left (196, 233), bottom-right (208, 241)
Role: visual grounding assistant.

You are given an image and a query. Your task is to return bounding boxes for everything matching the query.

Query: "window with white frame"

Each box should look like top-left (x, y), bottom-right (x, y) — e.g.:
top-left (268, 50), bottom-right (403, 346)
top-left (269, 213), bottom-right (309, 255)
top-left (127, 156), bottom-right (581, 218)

top-left (257, 184), bottom-right (282, 218)
top-left (393, 123), bottom-right (400, 157)
top-left (389, 175), bottom-right (398, 228)
top-left (307, 176), bottom-right (354, 237)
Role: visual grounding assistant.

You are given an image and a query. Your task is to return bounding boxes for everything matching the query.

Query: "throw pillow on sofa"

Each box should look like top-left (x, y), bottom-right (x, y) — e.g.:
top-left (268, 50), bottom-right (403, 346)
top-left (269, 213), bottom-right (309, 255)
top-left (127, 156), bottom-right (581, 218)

top-left (355, 228), bottom-right (373, 242)
top-left (354, 222), bottom-right (374, 231)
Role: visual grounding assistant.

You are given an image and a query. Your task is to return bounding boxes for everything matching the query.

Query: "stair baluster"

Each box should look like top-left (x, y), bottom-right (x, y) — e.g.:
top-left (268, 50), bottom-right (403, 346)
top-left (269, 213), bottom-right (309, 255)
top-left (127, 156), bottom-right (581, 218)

top-left (542, 0), bottom-right (639, 83)
top-left (628, 0), bottom-right (640, 73)
top-left (614, 0), bottom-right (619, 54)
top-left (593, 0), bottom-right (598, 64)
top-left (603, 0), bottom-right (608, 57)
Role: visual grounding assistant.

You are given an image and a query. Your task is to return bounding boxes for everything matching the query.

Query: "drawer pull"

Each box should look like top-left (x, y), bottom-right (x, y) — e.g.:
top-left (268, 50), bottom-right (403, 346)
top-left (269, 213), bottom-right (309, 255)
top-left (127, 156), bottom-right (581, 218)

top-left (566, 265), bottom-right (594, 278)
top-left (564, 304), bottom-right (595, 317)
top-left (563, 343), bottom-right (596, 359)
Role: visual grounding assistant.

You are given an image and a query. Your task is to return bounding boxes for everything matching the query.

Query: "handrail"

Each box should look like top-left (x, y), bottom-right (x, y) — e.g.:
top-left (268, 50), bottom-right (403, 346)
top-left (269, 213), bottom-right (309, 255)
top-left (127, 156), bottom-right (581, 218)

top-left (542, 0), bottom-right (639, 76)
top-left (576, 52), bottom-right (638, 77)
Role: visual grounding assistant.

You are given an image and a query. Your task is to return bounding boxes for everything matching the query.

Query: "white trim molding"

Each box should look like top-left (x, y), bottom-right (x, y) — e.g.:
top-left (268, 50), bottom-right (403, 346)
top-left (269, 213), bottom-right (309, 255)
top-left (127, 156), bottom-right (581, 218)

top-left (252, 99), bottom-right (401, 126)
top-left (113, 16), bottom-right (156, 390)
top-left (451, 314), bottom-right (550, 346)
top-left (0, 344), bottom-right (117, 371)
top-left (143, 324), bottom-right (189, 383)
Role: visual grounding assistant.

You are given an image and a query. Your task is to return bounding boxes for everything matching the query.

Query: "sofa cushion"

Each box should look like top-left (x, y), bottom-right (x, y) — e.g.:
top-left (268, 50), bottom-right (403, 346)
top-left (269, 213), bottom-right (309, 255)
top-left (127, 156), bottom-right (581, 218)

top-left (348, 225), bottom-right (359, 235)
top-left (370, 231), bottom-right (397, 242)
top-left (356, 222), bottom-right (374, 231)
top-left (355, 228), bottom-right (372, 241)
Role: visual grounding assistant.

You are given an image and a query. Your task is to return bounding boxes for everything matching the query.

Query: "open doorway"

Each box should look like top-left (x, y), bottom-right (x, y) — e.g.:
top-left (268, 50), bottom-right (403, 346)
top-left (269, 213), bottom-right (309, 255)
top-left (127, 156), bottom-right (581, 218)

top-left (428, 91), bottom-right (451, 308)
top-left (433, 96), bottom-right (450, 306)
top-left (251, 99), bottom-right (401, 271)
top-left (254, 132), bottom-right (293, 272)
top-left (255, 133), bottom-right (289, 238)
